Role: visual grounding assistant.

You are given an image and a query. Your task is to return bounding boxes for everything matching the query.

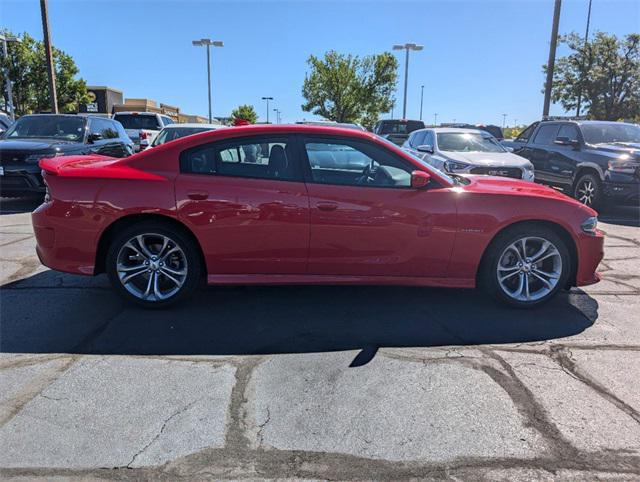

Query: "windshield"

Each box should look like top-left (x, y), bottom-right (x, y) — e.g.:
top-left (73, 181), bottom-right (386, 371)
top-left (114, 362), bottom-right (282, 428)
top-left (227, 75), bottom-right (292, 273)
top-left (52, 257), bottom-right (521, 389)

top-left (152, 127), bottom-right (212, 146)
top-left (580, 123), bottom-right (640, 145)
top-left (437, 132), bottom-right (506, 153)
top-left (114, 114), bottom-right (161, 130)
top-left (4, 116), bottom-right (85, 141)
top-left (379, 121), bottom-right (424, 135)
top-left (377, 135), bottom-right (456, 185)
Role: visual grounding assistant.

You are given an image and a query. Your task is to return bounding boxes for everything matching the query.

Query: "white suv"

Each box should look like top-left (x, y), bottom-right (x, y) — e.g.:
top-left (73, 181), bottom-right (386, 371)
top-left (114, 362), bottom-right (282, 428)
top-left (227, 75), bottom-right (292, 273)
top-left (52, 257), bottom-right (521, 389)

top-left (112, 112), bottom-right (174, 152)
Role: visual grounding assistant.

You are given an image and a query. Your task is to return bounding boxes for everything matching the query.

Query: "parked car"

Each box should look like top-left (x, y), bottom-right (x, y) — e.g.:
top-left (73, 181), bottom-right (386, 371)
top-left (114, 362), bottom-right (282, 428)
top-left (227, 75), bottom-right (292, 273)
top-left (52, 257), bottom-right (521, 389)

top-left (373, 119), bottom-right (425, 146)
top-left (296, 120), bottom-right (366, 131)
top-left (145, 123), bottom-right (225, 149)
top-left (509, 120), bottom-right (640, 208)
top-left (0, 112), bottom-right (13, 136)
top-left (440, 123), bottom-right (504, 141)
top-left (112, 112), bottom-right (174, 152)
top-left (0, 114), bottom-right (133, 197)
top-left (403, 127), bottom-right (534, 181)
top-left (33, 124), bottom-right (603, 309)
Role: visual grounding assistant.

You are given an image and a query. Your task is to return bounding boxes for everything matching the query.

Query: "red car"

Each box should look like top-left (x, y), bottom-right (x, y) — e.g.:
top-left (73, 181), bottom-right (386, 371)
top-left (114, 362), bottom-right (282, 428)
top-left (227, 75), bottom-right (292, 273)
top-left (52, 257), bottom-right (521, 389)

top-left (32, 125), bottom-right (604, 308)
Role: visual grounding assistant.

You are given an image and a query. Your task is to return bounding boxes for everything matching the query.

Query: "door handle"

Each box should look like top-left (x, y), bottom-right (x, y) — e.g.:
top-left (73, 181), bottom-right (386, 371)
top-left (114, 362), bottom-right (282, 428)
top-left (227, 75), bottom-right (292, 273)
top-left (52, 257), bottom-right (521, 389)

top-left (317, 202), bottom-right (338, 212)
top-left (187, 191), bottom-right (208, 201)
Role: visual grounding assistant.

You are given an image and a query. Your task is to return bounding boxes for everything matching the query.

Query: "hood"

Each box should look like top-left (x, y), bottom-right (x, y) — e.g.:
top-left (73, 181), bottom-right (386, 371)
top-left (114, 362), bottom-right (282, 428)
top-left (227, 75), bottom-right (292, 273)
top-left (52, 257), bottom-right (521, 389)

top-left (0, 138), bottom-right (79, 153)
top-left (588, 142), bottom-right (640, 159)
top-left (463, 174), bottom-right (584, 205)
top-left (441, 150), bottom-right (532, 167)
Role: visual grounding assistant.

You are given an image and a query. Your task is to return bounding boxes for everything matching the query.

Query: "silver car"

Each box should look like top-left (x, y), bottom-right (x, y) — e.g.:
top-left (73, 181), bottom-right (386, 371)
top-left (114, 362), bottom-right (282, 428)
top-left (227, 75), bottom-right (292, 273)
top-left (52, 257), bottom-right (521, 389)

top-left (403, 127), bottom-right (535, 181)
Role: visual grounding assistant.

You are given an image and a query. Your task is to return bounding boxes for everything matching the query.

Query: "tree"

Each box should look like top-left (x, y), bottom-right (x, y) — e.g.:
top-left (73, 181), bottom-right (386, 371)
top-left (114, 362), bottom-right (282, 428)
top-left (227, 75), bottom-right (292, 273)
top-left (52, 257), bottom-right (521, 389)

top-left (301, 50), bottom-right (398, 129)
top-left (231, 104), bottom-right (258, 124)
top-left (0, 31), bottom-right (89, 115)
top-left (547, 32), bottom-right (640, 121)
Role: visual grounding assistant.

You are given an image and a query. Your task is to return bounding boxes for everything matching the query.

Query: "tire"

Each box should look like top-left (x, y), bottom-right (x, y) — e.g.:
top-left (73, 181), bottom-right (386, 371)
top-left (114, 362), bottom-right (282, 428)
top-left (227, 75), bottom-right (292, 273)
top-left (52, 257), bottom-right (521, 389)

top-left (106, 221), bottom-right (203, 308)
top-left (481, 225), bottom-right (571, 309)
top-left (573, 172), bottom-right (603, 210)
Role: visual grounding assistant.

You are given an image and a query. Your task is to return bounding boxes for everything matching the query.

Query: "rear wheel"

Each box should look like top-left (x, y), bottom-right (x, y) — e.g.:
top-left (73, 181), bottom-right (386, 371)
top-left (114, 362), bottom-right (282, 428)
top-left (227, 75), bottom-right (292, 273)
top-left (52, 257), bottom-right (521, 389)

top-left (574, 173), bottom-right (603, 210)
top-left (481, 225), bottom-right (571, 308)
top-left (106, 222), bottom-right (202, 308)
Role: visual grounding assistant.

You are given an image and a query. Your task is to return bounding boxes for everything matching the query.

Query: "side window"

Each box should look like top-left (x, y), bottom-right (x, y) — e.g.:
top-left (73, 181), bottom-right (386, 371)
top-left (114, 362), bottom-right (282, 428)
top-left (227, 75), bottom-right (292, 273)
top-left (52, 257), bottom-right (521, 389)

top-left (162, 116), bottom-right (174, 126)
top-left (88, 118), bottom-right (102, 136)
top-left (411, 131), bottom-right (426, 147)
top-left (557, 124), bottom-right (579, 142)
top-left (423, 130), bottom-right (435, 147)
top-left (516, 123), bottom-right (538, 142)
top-left (180, 136), bottom-right (298, 181)
top-left (101, 119), bottom-right (119, 139)
top-left (304, 138), bottom-right (412, 188)
top-left (532, 124), bottom-right (560, 145)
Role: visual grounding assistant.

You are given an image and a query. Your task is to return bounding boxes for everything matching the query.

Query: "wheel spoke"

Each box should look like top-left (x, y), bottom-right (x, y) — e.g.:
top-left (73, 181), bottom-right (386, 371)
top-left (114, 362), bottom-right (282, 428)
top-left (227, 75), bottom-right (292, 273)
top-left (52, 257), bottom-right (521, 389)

top-left (142, 272), bottom-right (154, 299)
top-left (529, 240), bottom-right (550, 262)
top-left (160, 269), bottom-right (182, 287)
top-left (524, 274), bottom-right (530, 300)
top-left (136, 235), bottom-right (154, 258)
top-left (123, 241), bottom-right (147, 260)
top-left (153, 271), bottom-right (163, 300)
top-left (534, 249), bottom-right (559, 264)
top-left (157, 236), bottom-right (170, 257)
top-left (159, 265), bottom-right (187, 276)
top-left (531, 271), bottom-right (554, 289)
top-left (499, 269), bottom-right (520, 283)
top-left (120, 266), bottom-right (148, 284)
top-left (160, 246), bottom-right (181, 262)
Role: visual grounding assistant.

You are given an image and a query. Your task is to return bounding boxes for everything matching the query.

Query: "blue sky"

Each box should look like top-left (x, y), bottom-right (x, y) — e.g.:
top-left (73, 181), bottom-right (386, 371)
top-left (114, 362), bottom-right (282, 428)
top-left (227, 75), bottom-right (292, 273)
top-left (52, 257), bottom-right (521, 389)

top-left (2, 0), bottom-right (638, 125)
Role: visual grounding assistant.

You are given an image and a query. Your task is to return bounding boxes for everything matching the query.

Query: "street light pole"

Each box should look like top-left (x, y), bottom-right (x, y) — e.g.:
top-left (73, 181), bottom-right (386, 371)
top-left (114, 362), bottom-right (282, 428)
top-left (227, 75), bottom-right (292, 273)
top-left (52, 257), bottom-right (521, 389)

top-left (262, 97), bottom-right (273, 123)
top-left (419, 85), bottom-right (424, 121)
top-left (434, 113), bottom-right (438, 126)
top-left (192, 38), bottom-right (224, 123)
top-left (393, 43), bottom-right (423, 119)
top-left (0, 33), bottom-right (20, 120)
top-left (502, 113), bottom-right (507, 128)
top-left (543, 0), bottom-right (562, 118)
top-left (576, 0), bottom-right (592, 117)
top-left (40, 0), bottom-right (58, 113)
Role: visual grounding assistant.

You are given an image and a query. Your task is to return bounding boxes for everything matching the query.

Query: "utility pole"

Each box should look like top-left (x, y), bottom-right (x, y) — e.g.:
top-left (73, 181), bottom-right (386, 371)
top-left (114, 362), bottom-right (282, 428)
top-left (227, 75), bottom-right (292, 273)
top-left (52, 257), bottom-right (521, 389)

top-left (262, 96), bottom-right (273, 123)
top-left (576, 0), bottom-right (592, 117)
top-left (543, 0), bottom-right (562, 118)
top-left (433, 113), bottom-right (438, 126)
top-left (419, 85), bottom-right (424, 120)
top-left (393, 43), bottom-right (423, 119)
top-left (502, 113), bottom-right (507, 128)
top-left (0, 33), bottom-right (20, 120)
top-left (40, 0), bottom-right (58, 113)
top-left (192, 39), bottom-right (224, 123)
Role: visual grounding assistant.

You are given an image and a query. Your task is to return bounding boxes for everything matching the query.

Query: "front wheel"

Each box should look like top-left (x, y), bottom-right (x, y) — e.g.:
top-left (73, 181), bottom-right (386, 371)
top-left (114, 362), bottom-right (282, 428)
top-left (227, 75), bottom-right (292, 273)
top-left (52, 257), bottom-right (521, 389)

top-left (106, 222), bottom-right (202, 308)
top-left (574, 173), bottom-right (603, 210)
top-left (481, 226), bottom-right (571, 308)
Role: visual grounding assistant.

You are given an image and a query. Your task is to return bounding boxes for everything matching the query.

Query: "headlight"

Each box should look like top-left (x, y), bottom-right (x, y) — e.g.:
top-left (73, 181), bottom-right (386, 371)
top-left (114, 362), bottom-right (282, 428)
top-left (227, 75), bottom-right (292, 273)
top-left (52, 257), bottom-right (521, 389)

top-left (608, 157), bottom-right (639, 175)
top-left (444, 160), bottom-right (471, 173)
top-left (581, 216), bottom-right (598, 234)
top-left (25, 152), bottom-right (63, 164)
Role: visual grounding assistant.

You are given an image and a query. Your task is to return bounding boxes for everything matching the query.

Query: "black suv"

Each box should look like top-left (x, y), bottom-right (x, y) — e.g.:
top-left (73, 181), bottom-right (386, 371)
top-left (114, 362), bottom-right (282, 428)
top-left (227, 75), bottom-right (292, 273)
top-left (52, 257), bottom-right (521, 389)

top-left (0, 114), bottom-right (134, 197)
top-left (373, 119), bottom-right (425, 146)
top-left (510, 120), bottom-right (640, 209)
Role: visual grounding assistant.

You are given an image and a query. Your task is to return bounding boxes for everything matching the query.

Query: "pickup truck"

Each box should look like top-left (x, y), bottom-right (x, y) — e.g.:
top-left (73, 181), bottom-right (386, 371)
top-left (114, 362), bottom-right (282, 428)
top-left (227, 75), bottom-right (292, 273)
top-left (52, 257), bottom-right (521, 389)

top-left (112, 112), bottom-right (174, 152)
top-left (509, 120), bottom-right (640, 209)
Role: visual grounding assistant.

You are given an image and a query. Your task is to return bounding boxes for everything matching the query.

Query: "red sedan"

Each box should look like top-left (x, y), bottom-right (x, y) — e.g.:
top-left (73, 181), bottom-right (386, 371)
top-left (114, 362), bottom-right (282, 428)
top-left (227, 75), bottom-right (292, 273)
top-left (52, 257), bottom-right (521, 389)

top-left (32, 125), bottom-right (604, 308)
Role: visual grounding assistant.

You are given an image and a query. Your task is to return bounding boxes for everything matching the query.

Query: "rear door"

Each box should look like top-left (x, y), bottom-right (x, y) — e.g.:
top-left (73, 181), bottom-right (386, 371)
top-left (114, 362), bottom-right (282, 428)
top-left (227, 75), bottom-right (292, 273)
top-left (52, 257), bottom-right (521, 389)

top-left (175, 134), bottom-right (310, 275)
top-left (300, 135), bottom-right (457, 277)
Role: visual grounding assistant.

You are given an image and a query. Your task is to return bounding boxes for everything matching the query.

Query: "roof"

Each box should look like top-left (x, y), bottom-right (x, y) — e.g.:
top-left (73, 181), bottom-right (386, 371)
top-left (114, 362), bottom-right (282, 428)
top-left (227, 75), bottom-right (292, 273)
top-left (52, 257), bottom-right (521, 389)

top-left (419, 127), bottom-right (486, 134)
top-left (113, 111), bottom-right (163, 116)
top-left (162, 123), bottom-right (224, 129)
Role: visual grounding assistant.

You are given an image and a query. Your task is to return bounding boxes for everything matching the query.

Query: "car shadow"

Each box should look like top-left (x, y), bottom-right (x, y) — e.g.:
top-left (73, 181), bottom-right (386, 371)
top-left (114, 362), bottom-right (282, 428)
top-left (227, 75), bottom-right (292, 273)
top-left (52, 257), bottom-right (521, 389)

top-left (1, 271), bottom-right (598, 359)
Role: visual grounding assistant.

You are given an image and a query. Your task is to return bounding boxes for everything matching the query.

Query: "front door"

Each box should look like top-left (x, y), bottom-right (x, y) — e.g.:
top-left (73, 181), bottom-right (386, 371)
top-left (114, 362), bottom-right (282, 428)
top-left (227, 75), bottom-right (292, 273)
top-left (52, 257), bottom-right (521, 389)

top-left (175, 134), bottom-right (310, 275)
top-left (300, 136), bottom-right (457, 278)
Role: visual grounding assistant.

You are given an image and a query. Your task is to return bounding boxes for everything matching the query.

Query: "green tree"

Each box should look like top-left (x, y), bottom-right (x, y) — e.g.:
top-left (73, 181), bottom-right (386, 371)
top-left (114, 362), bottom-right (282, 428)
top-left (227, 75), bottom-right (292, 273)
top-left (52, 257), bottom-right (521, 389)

top-left (301, 50), bottom-right (398, 129)
top-left (0, 31), bottom-right (89, 115)
top-left (231, 104), bottom-right (258, 124)
top-left (546, 32), bottom-right (640, 120)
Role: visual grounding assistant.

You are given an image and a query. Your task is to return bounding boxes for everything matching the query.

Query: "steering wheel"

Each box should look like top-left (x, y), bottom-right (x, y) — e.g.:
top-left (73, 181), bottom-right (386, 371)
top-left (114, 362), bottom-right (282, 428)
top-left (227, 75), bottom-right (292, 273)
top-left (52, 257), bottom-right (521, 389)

top-left (357, 161), bottom-right (378, 185)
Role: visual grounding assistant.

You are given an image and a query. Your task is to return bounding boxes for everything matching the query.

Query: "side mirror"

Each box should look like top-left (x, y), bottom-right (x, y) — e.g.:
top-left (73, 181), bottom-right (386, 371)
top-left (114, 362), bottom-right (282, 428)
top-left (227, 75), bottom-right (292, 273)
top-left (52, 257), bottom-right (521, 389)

top-left (417, 144), bottom-right (434, 154)
top-left (554, 136), bottom-right (580, 148)
top-left (88, 133), bottom-right (102, 142)
top-left (411, 170), bottom-right (431, 189)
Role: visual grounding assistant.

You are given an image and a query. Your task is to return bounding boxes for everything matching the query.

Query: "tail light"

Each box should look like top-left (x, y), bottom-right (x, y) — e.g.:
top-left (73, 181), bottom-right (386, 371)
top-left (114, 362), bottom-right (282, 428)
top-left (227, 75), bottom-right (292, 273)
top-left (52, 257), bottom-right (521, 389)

top-left (139, 131), bottom-right (148, 140)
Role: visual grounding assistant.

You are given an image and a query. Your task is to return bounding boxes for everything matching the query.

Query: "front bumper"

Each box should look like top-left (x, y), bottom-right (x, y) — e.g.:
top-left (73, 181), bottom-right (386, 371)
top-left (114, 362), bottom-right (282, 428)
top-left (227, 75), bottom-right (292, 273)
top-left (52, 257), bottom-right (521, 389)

top-left (575, 229), bottom-right (605, 287)
top-left (0, 169), bottom-right (45, 196)
top-left (603, 179), bottom-right (640, 205)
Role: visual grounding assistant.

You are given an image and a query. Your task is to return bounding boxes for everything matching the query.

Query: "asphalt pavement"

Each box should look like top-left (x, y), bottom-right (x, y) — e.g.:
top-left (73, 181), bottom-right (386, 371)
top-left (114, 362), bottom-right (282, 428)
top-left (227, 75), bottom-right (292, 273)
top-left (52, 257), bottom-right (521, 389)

top-left (0, 197), bottom-right (639, 480)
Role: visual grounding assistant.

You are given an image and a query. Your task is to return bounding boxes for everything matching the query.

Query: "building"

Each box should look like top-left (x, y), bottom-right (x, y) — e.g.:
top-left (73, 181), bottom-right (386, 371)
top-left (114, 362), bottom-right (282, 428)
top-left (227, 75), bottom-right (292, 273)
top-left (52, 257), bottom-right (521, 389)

top-left (78, 86), bottom-right (123, 115)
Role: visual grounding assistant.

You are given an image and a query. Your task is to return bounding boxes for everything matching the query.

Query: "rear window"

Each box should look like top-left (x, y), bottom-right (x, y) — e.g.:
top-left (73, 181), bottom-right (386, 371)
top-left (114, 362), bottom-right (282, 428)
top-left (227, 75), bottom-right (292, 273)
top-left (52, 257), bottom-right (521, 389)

top-left (378, 120), bottom-right (425, 135)
top-left (113, 114), bottom-right (160, 130)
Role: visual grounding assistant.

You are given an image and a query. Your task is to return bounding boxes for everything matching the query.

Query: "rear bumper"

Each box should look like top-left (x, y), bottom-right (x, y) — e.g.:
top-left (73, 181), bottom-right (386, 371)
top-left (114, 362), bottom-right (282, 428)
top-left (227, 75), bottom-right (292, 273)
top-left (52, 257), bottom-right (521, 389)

top-left (31, 201), bottom-right (97, 275)
top-left (574, 229), bottom-right (605, 287)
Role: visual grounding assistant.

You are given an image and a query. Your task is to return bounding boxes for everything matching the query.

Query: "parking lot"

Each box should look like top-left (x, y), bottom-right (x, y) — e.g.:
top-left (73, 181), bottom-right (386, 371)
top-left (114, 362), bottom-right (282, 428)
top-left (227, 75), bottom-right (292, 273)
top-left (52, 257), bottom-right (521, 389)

top-left (0, 197), bottom-right (639, 480)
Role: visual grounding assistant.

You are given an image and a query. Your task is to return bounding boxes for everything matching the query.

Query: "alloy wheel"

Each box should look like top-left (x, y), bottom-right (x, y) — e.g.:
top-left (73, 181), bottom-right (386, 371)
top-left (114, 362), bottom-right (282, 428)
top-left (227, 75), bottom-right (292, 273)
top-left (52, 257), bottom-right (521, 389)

top-left (496, 236), bottom-right (563, 302)
top-left (576, 179), bottom-right (595, 206)
top-left (116, 233), bottom-right (188, 302)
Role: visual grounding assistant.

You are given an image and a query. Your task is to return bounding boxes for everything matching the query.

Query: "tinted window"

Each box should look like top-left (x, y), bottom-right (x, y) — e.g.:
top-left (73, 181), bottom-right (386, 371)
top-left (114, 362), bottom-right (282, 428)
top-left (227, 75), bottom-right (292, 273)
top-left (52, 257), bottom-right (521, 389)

top-left (516, 123), bottom-right (538, 142)
top-left (533, 124), bottom-right (560, 145)
top-left (113, 114), bottom-right (161, 130)
top-left (90, 118), bottom-right (119, 139)
top-left (410, 131), bottom-right (425, 147)
top-left (423, 130), bottom-right (435, 147)
top-left (5, 115), bottom-right (85, 141)
top-left (153, 127), bottom-right (212, 146)
top-left (378, 120), bottom-right (425, 135)
top-left (161, 116), bottom-right (174, 125)
top-left (304, 138), bottom-right (412, 188)
top-left (557, 124), bottom-right (579, 142)
top-left (180, 136), bottom-right (298, 181)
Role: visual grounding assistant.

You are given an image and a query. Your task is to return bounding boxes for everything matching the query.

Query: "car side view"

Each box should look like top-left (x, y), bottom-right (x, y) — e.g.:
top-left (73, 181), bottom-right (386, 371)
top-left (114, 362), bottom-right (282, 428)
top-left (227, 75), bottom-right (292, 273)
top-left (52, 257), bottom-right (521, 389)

top-left (32, 125), bottom-right (604, 309)
top-left (508, 120), bottom-right (640, 209)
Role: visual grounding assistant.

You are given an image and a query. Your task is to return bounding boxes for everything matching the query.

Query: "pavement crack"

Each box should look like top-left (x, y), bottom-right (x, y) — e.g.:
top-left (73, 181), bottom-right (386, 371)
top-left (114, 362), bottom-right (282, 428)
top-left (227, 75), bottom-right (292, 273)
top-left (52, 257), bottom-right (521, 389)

top-left (256, 406), bottom-right (271, 446)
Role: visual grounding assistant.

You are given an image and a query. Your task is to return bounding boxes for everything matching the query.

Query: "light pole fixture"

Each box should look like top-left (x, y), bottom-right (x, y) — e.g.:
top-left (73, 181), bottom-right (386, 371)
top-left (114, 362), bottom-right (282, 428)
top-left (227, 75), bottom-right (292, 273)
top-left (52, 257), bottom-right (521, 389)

top-left (419, 85), bottom-right (424, 121)
top-left (192, 38), bottom-right (224, 123)
top-left (392, 43), bottom-right (423, 119)
top-left (273, 108), bottom-right (281, 124)
top-left (0, 33), bottom-right (20, 120)
top-left (262, 97), bottom-right (273, 123)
